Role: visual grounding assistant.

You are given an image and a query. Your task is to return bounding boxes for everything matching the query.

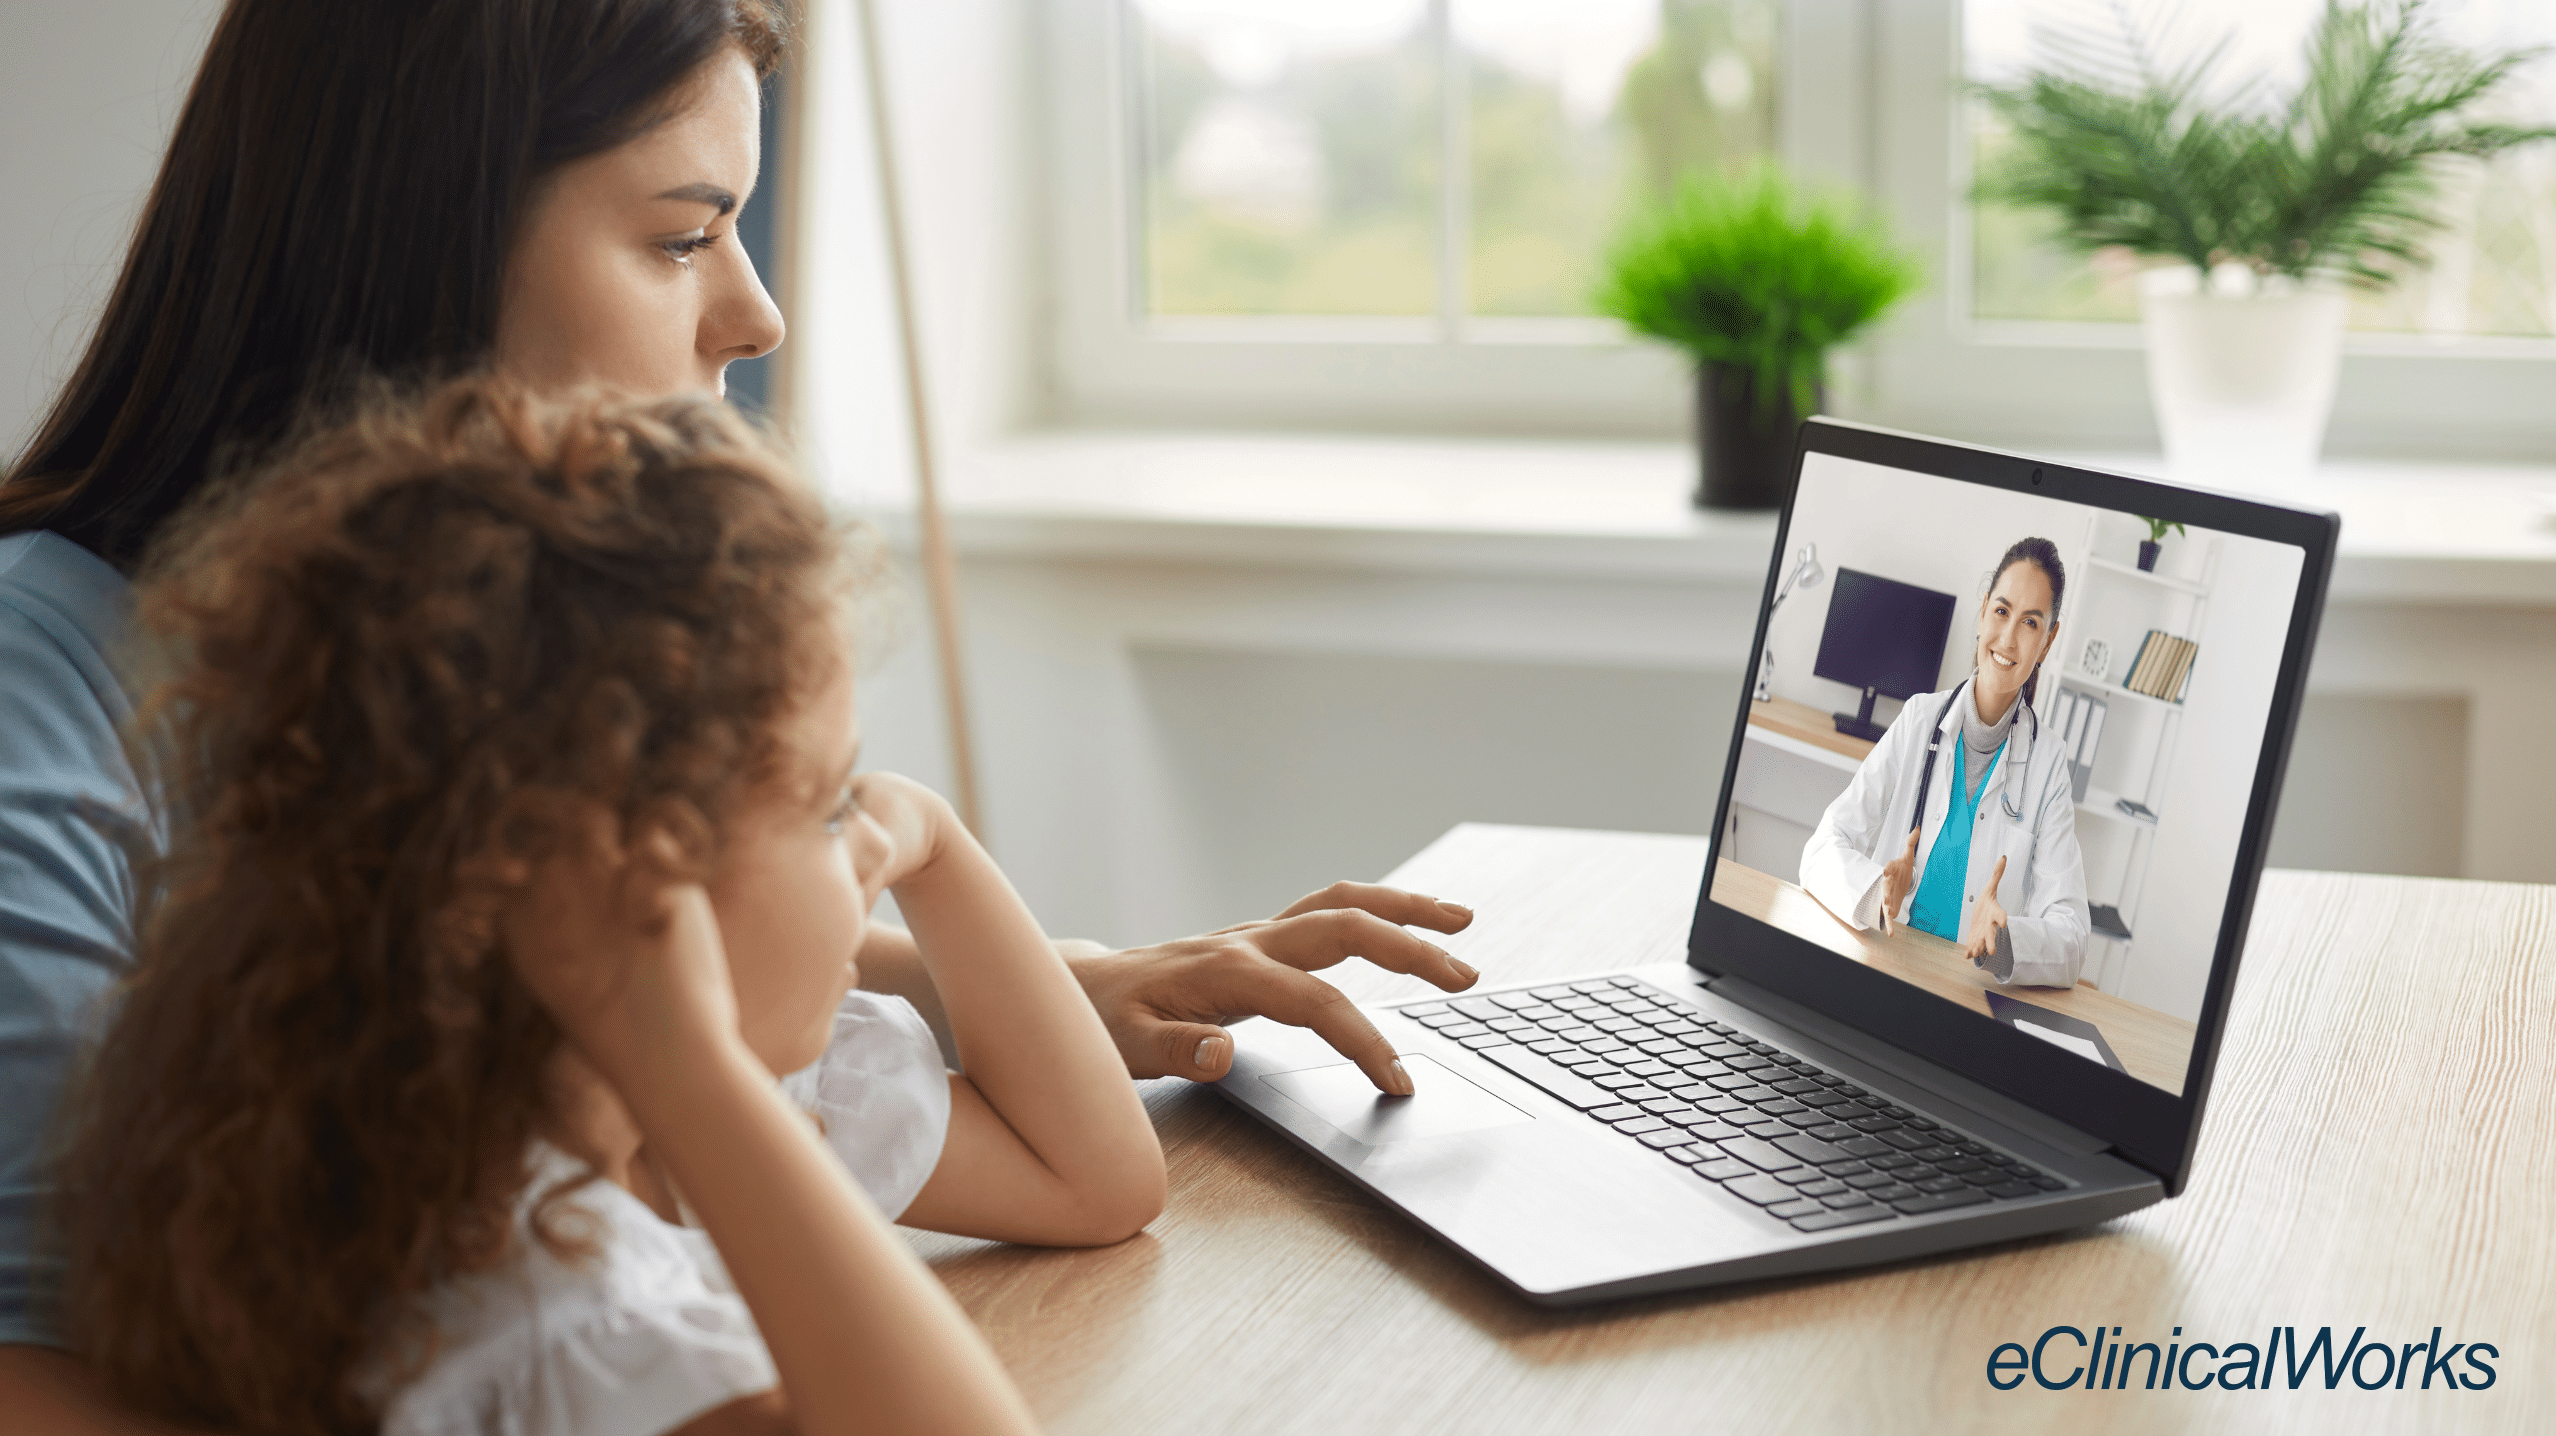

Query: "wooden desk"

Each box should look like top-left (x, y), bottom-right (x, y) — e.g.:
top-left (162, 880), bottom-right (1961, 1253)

top-left (907, 824), bottom-right (2554, 1434)
top-left (1747, 694), bottom-right (1878, 761)
top-left (1711, 858), bottom-right (2198, 1094)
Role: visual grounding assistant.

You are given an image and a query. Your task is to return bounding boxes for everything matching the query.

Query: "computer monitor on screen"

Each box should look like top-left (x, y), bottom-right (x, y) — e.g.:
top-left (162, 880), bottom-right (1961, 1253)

top-left (1814, 566), bottom-right (1956, 741)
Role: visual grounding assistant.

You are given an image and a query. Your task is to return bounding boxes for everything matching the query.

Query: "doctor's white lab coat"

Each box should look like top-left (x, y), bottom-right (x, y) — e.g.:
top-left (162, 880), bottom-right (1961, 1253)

top-left (1798, 680), bottom-right (2091, 988)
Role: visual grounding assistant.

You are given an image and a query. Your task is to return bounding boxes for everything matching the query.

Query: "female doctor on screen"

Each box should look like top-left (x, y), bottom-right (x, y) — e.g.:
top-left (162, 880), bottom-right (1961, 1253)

top-left (1799, 538), bottom-right (2091, 986)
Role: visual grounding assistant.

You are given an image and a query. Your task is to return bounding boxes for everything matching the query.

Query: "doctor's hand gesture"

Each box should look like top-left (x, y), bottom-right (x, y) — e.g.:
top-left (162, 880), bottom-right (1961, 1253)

top-left (1961, 855), bottom-right (2011, 967)
top-left (1877, 829), bottom-right (1921, 935)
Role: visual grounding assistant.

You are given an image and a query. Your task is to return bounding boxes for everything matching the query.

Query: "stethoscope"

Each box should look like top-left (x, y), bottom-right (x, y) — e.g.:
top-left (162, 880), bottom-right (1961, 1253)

top-left (1906, 676), bottom-right (2037, 838)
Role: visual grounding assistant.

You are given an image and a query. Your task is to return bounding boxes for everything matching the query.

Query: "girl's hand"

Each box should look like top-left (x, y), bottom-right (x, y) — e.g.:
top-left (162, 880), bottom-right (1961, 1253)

top-left (498, 819), bottom-right (738, 1081)
top-left (841, 772), bottom-right (951, 906)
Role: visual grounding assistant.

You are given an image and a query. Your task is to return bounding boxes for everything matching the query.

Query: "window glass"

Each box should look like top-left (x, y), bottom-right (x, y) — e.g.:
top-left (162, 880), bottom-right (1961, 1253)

top-left (1134, 0), bottom-right (1439, 316)
top-left (1130, 0), bottom-right (1778, 322)
top-left (1966, 0), bottom-right (2556, 340)
top-left (1458, 0), bottom-right (1776, 317)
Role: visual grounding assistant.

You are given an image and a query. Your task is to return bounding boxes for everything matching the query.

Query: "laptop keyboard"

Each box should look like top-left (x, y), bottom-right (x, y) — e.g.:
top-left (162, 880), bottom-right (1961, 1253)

top-left (1396, 976), bottom-right (2070, 1233)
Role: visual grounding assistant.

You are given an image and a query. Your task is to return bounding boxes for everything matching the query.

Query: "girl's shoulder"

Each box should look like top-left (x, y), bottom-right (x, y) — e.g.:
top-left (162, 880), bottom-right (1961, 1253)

top-left (779, 989), bottom-right (952, 1222)
top-left (366, 1144), bottom-right (777, 1436)
top-left (367, 992), bottom-right (952, 1436)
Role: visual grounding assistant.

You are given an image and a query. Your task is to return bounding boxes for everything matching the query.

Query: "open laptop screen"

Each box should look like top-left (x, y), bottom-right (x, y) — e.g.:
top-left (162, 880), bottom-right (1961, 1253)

top-left (1694, 421), bottom-right (2333, 1187)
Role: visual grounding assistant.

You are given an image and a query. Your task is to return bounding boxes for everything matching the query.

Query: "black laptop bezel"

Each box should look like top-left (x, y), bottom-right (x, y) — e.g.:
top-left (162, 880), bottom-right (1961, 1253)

top-left (1686, 417), bottom-right (2337, 1196)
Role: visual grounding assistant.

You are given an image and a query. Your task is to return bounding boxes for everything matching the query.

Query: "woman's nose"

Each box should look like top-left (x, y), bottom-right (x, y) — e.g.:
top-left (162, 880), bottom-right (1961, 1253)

top-left (709, 247), bottom-right (787, 365)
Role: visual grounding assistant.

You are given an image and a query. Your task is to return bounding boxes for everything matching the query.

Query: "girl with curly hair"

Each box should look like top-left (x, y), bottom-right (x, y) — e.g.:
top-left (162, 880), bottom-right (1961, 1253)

top-left (3, 2), bottom-right (1469, 1418)
top-left (55, 377), bottom-right (1165, 1436)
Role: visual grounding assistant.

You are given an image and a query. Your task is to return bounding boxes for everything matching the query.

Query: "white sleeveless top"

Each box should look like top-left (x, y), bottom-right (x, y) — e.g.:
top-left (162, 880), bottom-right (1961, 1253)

top-left (368, 991), bottom-right (951, 1436)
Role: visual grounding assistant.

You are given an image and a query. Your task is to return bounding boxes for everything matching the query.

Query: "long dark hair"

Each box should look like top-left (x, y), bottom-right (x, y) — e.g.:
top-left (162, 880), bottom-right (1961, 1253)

top-left (0, 0), bottom-right (788, 571)
top-left (1989, 536), bottom-right (2066, 708)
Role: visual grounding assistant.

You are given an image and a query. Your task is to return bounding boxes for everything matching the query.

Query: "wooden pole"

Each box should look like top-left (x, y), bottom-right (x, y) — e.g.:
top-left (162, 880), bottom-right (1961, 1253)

top-left (852, 0), bottom-right (983, 836)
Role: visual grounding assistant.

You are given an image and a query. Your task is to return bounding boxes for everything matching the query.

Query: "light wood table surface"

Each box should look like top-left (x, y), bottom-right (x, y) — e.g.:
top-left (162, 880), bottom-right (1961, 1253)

top-left (1748, 693), bottom-right (1878, 761)
top-left (1711, 857), bottom-right (2199, 1094)
top-left (905, 823), bottom-right (2553, 1434)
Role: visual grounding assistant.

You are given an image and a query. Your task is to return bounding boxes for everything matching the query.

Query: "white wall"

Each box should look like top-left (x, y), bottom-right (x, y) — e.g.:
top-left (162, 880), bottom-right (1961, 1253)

top-left (0, 0), bottom-right (223, 462)
top-left (785, 0), bottom-right (1037, 511)
top-left (1767, 454), bottom-right (2092, 729)
top-left (2123, 533), bottom-right (2305, 1020)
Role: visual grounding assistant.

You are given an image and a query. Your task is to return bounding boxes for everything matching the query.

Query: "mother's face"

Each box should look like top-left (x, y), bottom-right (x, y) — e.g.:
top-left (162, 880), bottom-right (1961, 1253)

top-left (495, 48), bottom-right (783, 398)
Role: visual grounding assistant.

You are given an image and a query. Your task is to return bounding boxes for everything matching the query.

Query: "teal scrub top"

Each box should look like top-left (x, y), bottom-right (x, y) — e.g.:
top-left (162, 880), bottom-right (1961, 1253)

top-left (0, 531), bottom-right (148, 1349)
top-left (1906, 731), bottom-right (2003, 942)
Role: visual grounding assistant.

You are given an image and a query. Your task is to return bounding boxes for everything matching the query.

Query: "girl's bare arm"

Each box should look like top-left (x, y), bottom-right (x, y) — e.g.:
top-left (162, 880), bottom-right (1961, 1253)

top-left (507, 851), bottom-right (1033, 1436)
top-left (859, 776), bottom-right (1167, 1246)
top-left (627, 1012), bottom-right (1030, 1436)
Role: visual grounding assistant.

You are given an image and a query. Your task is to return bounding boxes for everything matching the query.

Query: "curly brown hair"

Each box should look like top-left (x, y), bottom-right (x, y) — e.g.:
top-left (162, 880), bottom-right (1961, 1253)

top-left (55, 375), bottom-right (860, 1436)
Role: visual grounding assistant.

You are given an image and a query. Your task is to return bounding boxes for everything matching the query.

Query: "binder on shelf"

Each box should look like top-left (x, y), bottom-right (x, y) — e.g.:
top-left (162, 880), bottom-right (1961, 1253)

top-left (2066, 690), bottom-right (2107, 804)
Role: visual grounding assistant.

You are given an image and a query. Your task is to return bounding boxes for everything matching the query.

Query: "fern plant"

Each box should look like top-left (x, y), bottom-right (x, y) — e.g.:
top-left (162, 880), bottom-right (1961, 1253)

top-left (1976, 0), bottom-right (2556, 288)
top-left (1595, 164), bottom-right (1920, 418)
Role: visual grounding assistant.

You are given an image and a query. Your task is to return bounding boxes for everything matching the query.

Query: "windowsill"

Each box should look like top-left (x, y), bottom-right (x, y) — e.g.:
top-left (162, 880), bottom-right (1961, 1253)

top-left (919, 430), bottom-right (2556, 602)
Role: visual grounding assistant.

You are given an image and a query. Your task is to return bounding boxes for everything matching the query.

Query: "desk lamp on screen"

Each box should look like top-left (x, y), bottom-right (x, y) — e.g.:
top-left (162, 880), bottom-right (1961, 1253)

top-left (1814, 568), bottom-right (1956, 741)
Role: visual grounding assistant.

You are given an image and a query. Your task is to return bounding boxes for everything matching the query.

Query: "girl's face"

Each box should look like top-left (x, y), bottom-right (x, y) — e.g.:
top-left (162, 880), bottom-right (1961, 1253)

top-left (705, 663), bottom-right (882, 1076)
top-left (495, 47), bottom-right (784, 398)
top-left (1975, 560), bottom-right (2059, 719)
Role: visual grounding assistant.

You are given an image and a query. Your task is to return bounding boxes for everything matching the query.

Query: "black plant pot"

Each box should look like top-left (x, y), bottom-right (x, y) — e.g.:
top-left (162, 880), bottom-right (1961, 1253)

top-left (1693, 362), bottom-right (1817, 510)
top-left (2137, 539), bottom-right (2161, 572)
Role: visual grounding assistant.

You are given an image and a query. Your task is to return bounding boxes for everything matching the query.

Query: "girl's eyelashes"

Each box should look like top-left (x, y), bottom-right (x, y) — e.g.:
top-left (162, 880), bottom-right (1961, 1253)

top-left (658, 231), bottom-right (723, 266)
top-left (823, 783), bottom-right (860, 835)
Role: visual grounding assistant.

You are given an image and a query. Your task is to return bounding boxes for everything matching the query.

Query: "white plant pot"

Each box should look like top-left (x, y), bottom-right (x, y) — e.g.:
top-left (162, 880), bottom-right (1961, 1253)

top-left (2140, 267), bottom-right (2348, 488)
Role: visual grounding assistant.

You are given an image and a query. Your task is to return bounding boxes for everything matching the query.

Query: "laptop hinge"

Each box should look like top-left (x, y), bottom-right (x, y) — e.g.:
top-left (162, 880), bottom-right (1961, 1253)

top-left (1699, 972), bottom-right (2116, 1161)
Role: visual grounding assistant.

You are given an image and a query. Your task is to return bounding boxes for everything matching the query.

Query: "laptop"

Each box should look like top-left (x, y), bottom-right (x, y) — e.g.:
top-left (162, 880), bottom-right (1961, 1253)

top-left (1216, 418), bottom-right (2338, 1305)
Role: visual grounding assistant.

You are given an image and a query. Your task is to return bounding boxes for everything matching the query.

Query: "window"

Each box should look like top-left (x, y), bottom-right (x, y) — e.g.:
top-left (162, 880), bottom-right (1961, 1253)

top-left (1045, 0), bottom-right (1819, 433)
top-left (1858, 0), bottom-right (2556, 459)
top-left (1038, 0), bottom-right (2556, 454)
top-left (1127, 0), bottom-right (1775, 323)
top-left (1965, 0), bottom-right (2556, 344)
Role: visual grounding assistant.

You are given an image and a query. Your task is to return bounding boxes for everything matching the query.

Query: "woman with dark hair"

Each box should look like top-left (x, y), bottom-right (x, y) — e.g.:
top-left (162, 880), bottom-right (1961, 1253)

top-left (0, 2), bottom-right (1473, 1430)
top-left (1799, 539), bottom-right (2092, 987)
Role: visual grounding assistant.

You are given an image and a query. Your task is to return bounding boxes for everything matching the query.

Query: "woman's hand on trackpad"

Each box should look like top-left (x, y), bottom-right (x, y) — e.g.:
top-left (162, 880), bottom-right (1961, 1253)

top-left (1063, 883), bottom-right (1478, 1094)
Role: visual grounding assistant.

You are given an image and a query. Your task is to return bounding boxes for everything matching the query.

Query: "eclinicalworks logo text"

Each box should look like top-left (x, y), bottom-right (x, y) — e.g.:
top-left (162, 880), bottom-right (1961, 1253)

top-left (1987, 1326), bottom-right (2499, 1391)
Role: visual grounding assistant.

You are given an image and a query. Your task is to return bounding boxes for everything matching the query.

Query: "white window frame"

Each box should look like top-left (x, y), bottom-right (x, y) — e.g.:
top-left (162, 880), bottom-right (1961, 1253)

top-left (1041, 0), bottom-right (1881, 436)
top-left (1039, 0), bottom-right (2556, 455)
top-left (1860, 0), bottom-right (2556, 460)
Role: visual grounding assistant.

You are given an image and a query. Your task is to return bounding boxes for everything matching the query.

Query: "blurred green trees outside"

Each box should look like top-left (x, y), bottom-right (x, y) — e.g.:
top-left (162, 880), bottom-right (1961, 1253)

top-left (1139, 0), bottom-right (1777, 320)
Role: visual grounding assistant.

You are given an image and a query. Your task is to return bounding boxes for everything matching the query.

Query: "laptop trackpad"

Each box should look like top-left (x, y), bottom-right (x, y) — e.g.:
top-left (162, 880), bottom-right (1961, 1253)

top-left (1262, 1055), bottom-right (1532, 1146)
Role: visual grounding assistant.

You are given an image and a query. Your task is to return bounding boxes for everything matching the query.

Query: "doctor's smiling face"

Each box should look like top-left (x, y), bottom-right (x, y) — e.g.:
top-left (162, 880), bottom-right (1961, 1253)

top-left (1973, 552), bottom-right (2061, 723)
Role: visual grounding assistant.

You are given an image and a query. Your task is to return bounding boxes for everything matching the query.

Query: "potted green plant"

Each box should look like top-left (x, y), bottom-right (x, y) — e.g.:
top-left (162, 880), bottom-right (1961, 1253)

top-left (2135, 516), bottom-right (2186, 572)
top-left (1595, 165), bottom-right (1920, 509)
top-left (1975, 0), bottom-right (2555, 486)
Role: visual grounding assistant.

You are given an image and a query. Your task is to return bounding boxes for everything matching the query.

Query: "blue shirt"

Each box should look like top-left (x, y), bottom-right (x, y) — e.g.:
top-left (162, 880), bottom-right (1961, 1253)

top-left (0, 530), bottom-right (147, 1349)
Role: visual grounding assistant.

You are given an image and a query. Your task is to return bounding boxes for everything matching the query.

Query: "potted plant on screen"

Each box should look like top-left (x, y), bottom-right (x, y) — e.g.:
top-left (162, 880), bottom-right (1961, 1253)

top-left (1975, 0), bottom-right (2555, 486)
top-left (1596, 165), bottom-right (1920, 510)
top-left (2135, 516), bottom-right (2185, 572)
